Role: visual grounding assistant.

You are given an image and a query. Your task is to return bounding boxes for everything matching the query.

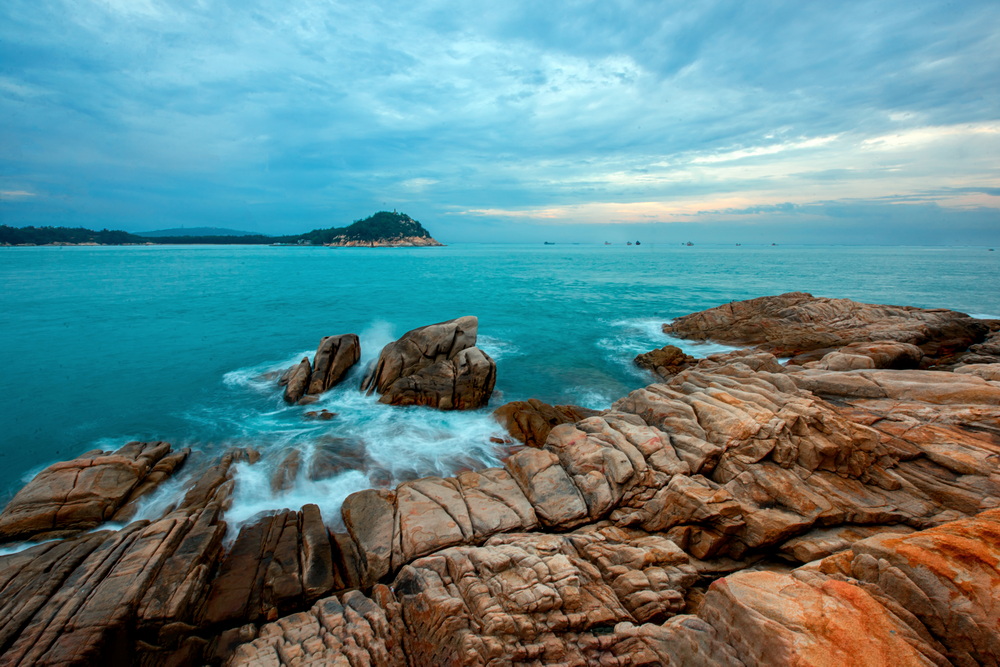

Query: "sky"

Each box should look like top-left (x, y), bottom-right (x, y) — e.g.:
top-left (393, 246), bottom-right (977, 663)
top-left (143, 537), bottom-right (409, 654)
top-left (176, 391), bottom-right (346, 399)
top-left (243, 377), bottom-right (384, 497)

top-left (1, 0), bottom-right (999, 244)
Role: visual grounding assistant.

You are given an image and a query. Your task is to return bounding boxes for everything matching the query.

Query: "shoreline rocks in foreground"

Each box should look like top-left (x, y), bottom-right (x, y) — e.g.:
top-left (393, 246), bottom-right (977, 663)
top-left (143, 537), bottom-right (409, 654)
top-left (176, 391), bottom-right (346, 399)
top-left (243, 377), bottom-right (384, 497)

top-left (0, 293), bottom-right (998, 665)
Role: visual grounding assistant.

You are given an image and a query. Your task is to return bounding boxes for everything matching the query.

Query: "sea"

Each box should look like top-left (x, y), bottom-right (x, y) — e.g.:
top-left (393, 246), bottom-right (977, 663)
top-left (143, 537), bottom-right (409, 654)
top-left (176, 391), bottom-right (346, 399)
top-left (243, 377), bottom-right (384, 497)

top-left (1, 243), bottom-right (998, 535)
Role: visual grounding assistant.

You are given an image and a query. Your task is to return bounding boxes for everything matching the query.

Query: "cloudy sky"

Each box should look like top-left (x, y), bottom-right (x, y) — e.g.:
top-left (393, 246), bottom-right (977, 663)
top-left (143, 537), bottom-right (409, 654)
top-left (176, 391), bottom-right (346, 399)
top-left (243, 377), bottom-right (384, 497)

top-left (1, 0), bottom-right (999, 243)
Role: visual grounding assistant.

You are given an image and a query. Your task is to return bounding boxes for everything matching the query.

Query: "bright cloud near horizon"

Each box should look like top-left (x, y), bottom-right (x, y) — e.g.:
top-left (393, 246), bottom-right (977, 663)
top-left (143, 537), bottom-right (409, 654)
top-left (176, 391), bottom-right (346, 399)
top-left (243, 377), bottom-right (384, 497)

top-left (1, 0), bottom-right (999, 243)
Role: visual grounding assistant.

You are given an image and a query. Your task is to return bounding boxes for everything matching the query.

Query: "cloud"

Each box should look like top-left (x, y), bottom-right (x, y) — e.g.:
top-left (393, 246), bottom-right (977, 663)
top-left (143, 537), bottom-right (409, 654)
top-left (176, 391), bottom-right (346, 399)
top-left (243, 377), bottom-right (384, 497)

top-left (0, 0), bottom-right (999, 241)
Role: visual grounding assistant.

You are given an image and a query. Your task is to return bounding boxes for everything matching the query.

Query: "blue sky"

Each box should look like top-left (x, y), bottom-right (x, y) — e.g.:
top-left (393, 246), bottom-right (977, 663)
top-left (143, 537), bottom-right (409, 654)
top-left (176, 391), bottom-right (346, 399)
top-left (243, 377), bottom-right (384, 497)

top-left (1, 0), bottom-right (999, 243)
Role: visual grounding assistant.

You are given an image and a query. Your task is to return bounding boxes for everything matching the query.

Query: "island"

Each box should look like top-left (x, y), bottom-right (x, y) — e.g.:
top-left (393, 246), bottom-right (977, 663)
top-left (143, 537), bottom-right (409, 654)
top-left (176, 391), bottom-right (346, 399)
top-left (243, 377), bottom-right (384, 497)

top-left (0, 211), bottom-right (444, 247)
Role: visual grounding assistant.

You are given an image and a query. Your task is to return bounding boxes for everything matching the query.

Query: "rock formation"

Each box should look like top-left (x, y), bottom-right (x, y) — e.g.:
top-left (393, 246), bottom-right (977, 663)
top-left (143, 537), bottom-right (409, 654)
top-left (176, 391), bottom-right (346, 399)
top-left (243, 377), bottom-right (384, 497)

top-left (0, 294), bottom-right (998, 665)
top-left (0, 441), bottom-right (188, 543)
top-left (279, 333), bottom-right (360, 404)
top-left (493, 399), bottom-right (601, 448)
top-left (664, 291), bottom-right (990, 365)
top-left (633, 344), bottom-right (696, 379)
top-left (361, 316), bottom-right (497, 409)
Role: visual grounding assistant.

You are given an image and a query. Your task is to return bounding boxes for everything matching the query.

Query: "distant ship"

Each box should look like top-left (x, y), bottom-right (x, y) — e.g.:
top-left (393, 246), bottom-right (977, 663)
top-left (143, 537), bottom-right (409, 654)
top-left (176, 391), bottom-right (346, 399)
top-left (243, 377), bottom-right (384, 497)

top-left (635, 240), bottom-right (641, 246)
top-left (604, 241), bottom-right (612, 245)
top-left (627, 241), bottom-right (633, 246)
top-left (685, 241), bottom-right (694, 246)
top-left (543, 241), bottom-right (555, 245)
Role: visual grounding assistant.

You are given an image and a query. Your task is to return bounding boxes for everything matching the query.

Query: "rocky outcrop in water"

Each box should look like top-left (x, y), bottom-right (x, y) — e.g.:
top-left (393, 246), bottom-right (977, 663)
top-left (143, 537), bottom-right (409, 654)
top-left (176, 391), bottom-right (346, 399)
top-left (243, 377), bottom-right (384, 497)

top-left (279, 333), bottom-right (360, 404)
top-left (361, 316), bottom-right (497, 409)
top-left (0, 294), bottom-right (999, 665)
top-left (664, 291), bottom-right (990, 365)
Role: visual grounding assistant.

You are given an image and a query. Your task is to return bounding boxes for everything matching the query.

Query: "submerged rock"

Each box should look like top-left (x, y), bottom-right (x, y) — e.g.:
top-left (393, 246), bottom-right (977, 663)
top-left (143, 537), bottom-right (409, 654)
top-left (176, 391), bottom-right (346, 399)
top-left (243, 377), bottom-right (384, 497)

top-left (361, 316), bottom-right (497, 409)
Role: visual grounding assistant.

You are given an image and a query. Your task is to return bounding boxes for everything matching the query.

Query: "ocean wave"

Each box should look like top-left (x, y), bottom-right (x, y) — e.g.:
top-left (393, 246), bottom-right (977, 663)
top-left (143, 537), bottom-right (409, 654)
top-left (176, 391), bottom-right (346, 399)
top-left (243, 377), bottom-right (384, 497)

top-left (222, 350), bottom-right (313, 393)
top-left (566, 388), bottom-right (615, 411)
top-left (478, 334), bottom-right (521, 361)
top-left (178, 344), bottom-right (513, 534)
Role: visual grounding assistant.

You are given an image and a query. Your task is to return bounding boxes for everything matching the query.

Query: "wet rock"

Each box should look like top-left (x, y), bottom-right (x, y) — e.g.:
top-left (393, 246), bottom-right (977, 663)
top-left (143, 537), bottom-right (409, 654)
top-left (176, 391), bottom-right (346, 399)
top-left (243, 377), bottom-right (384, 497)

top-left (176, 447), bottom-right (259, 514)
top-left (282, 358), bottom-right (311, 404)
top-left (633, 344), bottom-right (696, 378)
top-left (492, 398), bottom-right (601, 447)
top-left (281, 334), bottom-right (361, 404)
top-left (0, 441), bottom-right (187, 543)
top-left (199, 505), bottom-right (339, 628)
top-left (361, 316), bottom-right (497, 409)
top-left (306, 438), bottom-right (368, 480)
top-left (270, 449), bottom-right (301, 494)
top-left (7, 296), bottom-right (1000, 665)
top-left (306, 334), bottom-right (360, 395)
top-left (302, 409), bottom-right (336, 420)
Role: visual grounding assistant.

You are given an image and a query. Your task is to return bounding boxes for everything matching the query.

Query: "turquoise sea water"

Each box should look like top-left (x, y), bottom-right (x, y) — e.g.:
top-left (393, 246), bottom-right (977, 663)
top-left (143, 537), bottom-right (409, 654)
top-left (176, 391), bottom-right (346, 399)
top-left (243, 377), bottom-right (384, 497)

top-left (1, 244), bottom-right (998, 525)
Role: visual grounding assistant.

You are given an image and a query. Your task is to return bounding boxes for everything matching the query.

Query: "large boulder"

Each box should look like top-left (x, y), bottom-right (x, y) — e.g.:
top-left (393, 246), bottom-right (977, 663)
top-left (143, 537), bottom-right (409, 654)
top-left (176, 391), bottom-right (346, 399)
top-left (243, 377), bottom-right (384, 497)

top-left (664, 292), bottom-right (989, 364)
top-left (280, 334), bottom-right (361, 404)
top-left (361, 316), bottom-right (496, 409)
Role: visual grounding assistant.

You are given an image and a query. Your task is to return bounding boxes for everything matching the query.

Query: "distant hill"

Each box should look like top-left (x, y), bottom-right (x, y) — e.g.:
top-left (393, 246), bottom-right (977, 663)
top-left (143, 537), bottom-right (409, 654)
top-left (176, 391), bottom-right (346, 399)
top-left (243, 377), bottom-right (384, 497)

top-left (1, 212), bottom-right (443, 247)
top-left (0, 225), bottom-right (145, 246)
top-left (137, 227), bottom-right (258, 237)
top-left (296, 211), bottom-right (443, 247)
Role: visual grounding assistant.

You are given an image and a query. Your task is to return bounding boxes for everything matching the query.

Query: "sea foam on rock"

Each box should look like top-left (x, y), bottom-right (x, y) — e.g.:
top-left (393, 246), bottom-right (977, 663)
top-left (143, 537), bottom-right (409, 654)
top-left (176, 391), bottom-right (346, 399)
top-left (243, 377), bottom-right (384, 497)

top-left (279, 333), bottom-right (360, 404)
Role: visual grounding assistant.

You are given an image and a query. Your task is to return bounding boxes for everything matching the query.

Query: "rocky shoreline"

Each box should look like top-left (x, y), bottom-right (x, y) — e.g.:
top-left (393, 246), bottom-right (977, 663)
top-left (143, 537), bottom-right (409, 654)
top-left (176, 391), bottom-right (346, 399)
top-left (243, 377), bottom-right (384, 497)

top-left (1, 292), bottom-right (998, 665)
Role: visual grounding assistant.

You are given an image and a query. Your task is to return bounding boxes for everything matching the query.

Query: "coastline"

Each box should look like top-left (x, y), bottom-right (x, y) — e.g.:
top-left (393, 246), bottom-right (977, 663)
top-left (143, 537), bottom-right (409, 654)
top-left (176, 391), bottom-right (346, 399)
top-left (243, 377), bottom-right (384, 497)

top-left (0, 292), bottom-right (998, 664)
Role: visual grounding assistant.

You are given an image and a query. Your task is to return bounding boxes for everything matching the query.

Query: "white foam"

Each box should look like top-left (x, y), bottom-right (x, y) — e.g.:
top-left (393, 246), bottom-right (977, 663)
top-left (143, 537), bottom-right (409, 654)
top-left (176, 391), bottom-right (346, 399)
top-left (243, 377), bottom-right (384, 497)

top-left (0, 538), bottom-right (59, 557)
top-left (969, 313), bottom-right (1000, 320)
top-left (666, 336), bottom-right (745, 358)
top-left (222, 349), bottom-right (313, 393)
top-left (568, 388), bottom-right (615, 411)
top-left (225, 464), bottom-right (370, 534)
top-left (213, 343), bottom-right (510, 535)
top-left (358, 320), bottom-right (397, 365)
top-left (478, 335), bottom-right (521, 361)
